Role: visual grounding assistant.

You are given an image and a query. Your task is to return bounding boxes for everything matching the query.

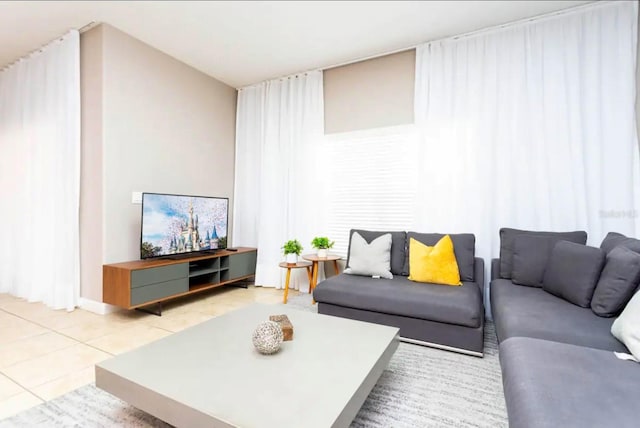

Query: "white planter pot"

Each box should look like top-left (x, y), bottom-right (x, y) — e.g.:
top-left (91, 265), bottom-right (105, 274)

top-left (285, 253), bottom-right (298, 264)
top-left (317, 249), bottom-right (328, 258)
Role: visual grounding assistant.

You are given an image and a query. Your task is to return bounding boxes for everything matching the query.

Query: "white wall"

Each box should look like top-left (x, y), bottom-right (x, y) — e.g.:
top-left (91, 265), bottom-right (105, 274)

top-left (80, 24), bottom-right (237, 301)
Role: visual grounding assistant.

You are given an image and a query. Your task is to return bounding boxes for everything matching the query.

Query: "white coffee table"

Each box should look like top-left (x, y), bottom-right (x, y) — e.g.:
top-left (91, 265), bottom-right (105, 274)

top-left (96, 304), bottom-right (399, 428)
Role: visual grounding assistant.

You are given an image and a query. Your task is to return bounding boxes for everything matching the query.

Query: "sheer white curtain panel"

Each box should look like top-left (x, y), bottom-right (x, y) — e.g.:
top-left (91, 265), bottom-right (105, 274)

top-left (233, 72), bottom-right (325, 291)
top-left (414, 1), bottom-right (640, 272)
top-left (0, 31), bottom-right (81, 310)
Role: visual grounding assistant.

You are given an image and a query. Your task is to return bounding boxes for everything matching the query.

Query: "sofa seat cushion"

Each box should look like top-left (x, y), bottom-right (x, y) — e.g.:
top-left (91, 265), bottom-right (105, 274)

top-left (313, 274), bottom-right (482, 328)
top-left (491, 279), bottom-right (627, 352)
top-left (500, 337), bottom-right (639, 428)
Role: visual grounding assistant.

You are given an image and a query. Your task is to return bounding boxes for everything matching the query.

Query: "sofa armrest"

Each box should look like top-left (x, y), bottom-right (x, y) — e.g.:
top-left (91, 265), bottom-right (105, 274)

top-left (474, 257), bottom-right (484, 297)
top-left (491, 258), bottom-right (501, 281)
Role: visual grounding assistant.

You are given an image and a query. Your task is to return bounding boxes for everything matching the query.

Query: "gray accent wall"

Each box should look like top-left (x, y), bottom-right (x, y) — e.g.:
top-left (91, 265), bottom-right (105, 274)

top-left (80, 24), bottom-right (237, 302)
top-left (323, 50), bottom-right (416, 134)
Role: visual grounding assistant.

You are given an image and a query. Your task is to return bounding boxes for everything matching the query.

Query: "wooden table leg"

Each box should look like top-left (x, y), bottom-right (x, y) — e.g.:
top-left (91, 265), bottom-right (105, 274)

top-left (306, 266), bottom-right (312, 290)
top-left (283, 268), bottom-right (292, 304)
top-left (311, 261), bottom-right (319, 292)
top-left (332, 260), bottom-right (340, 275)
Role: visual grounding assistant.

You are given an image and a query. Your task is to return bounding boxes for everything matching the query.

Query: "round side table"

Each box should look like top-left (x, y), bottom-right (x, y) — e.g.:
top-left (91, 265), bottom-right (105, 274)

top-left (302, 254), bottom-right (342, 293)
top-left (278, 261), bottom-right (313, 304)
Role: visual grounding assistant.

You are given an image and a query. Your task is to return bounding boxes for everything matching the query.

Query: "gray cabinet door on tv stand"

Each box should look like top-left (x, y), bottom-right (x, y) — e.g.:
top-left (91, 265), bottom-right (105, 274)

top-left (103, 248), bottom-right (257, 315)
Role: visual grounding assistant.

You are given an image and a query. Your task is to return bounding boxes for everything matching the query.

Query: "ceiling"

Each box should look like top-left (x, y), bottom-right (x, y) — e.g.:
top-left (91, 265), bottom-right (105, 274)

top-left (0, 1), bottom-right (593, 88)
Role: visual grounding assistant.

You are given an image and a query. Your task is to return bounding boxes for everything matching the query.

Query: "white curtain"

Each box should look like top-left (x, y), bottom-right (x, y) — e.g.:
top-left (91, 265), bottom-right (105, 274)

top-left (233, 71), bottom-right (325, 290)
top-left (0, 31), bottom-right (81, 310)
top-left (414, 0), bottom-right (640, 279)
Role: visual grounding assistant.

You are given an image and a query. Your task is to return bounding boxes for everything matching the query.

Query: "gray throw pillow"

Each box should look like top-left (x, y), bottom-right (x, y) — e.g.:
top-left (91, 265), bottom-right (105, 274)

top-left (542, 241), bottom-right (605, 307)
top-left (600, 232), bottom-right (640, 255)
top-left (347, 229), bottom-right (406, 275)
top-left (611, 290), bottom-right (640, 361)
top-left (344, 232), bottom-right (393, 279)
top-left (591, 246), bottom-right (640, 317)
top-left (511, 235), bottom-right (560, 287)
top-left (403, 232), bottom-right (475, 281)
top-left (600, 232), bottom-right (627, 254)
top-left (499, 228), bottom-right (587, 279)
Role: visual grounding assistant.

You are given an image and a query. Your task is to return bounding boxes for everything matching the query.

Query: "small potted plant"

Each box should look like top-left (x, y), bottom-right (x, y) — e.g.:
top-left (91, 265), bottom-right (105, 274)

top-left (282, 239), bottom-right (303, 264)
top-left (311, 237), bottom-right (334, 258)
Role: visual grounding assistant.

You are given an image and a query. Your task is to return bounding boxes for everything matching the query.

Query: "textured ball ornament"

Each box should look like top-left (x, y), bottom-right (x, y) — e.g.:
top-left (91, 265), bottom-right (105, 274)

top-left (252, 321), bottom-right (284, 354)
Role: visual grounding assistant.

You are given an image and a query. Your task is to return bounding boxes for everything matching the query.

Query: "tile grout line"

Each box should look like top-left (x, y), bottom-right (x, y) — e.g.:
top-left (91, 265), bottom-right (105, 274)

top-left (0, 370), bottom-right (43, 404)
top-left (27, 362), bottom-right (104, 402)
top-left (0, 337), bottom-right (80, 374)
top-left (0, 298), bottom-right (112, 405)
top-left (0, 288), bottom-right (279, 415)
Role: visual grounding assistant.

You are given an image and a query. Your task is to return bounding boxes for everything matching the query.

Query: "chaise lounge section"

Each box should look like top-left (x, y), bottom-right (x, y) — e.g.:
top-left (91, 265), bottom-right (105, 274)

top-left (491, 229), bottom-right (640, 428)
top-left (499, 337), bottom-right (639, 428)
top-left (313, 229), bottom-right (485, 356)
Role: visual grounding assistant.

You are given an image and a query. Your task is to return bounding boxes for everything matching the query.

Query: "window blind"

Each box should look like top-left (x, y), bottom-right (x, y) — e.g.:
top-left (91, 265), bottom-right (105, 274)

top-left (324, 125), bottom-right (419, 256)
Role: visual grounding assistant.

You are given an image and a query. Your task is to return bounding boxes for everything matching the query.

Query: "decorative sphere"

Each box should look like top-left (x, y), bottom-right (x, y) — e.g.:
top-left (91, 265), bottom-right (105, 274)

top-left (252, 321), bottom-right (284, 354)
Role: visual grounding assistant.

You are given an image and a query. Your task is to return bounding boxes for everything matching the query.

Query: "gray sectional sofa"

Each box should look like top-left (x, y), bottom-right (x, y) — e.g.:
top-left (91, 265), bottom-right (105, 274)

top-left (491, 229), bottom-right (639, 428)
top-left (313, 229), bottom-right (485, 356)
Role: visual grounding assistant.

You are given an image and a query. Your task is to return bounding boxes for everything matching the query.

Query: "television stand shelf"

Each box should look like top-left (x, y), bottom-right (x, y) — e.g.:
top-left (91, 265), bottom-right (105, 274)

top-left (103, 247), bottom-right (257, 315)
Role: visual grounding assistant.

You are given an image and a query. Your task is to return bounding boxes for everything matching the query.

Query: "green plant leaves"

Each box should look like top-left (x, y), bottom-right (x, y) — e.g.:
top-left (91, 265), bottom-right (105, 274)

top-left (311, 236), bottom-right (334, 249)
top-left (282, 239), bottom-right (303, 255)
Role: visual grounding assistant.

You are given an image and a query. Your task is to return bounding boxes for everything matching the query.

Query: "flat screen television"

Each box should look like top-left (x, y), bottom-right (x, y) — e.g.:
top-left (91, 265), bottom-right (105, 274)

top-left (140, 192), bottom-right (229, 259)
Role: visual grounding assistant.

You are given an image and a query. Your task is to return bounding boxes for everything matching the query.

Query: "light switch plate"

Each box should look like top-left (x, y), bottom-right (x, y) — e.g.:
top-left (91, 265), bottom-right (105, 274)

top-left (132, 191), bottom-right (143, 204)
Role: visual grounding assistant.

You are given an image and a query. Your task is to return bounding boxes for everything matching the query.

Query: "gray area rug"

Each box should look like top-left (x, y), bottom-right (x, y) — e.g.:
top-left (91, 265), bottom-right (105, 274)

top-left (2, 294), bottom-right (507, 427)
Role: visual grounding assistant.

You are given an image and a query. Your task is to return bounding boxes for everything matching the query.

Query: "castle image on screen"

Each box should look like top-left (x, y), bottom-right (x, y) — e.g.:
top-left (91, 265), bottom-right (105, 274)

top-left (141, 193), bottom-right (228, 259)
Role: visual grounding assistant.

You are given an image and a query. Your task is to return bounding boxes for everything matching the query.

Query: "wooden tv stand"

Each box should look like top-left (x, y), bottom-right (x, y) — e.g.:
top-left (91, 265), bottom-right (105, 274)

top-left (103, 247), bottom-right (257, 315)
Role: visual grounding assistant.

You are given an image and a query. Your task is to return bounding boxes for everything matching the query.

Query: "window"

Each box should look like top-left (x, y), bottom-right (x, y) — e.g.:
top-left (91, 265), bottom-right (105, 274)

top-left (324, 125), bottom-right (419, 256)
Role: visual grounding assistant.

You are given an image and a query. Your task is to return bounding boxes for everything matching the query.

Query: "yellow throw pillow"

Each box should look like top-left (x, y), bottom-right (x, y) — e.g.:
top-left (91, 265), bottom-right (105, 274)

top-left (408, 236), bottom-right (462, 286)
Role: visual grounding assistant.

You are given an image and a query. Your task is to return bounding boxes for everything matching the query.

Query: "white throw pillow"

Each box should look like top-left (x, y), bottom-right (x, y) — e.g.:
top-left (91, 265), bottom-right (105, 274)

top-left (344, 232), bottom-right (393, 279)
top-left (611, 290), bottom-right (640, 361)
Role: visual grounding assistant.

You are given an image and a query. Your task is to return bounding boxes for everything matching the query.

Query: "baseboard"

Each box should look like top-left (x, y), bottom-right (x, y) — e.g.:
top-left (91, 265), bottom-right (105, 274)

top-left (78, 297), bottom-right (121, 315)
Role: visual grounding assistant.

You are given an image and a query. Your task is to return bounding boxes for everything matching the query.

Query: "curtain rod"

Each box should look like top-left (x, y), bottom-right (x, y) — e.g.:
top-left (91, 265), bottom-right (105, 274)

top-left (322, 0), bottom-right (606, 72)
top-left (0, 20), bottom-right (96, 73)
top-left (1, 36), bottom-right (69, 73)
top-left (79, 21), bottom-right (98, 33)
top-left (238, 0), bottom-right (605, 90)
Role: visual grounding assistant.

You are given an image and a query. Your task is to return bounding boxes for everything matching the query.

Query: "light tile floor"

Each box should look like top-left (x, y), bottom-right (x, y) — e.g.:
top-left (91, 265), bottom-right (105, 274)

top-left (0, 285), bottom-right (296, 419)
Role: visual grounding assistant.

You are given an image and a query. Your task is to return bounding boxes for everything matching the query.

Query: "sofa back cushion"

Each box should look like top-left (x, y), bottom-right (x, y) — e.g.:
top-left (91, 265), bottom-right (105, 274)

top-left (600, 232), bottom-right (628, 254)
top-left (600, 232), bottom-right (640, 254)
top-left (346, 229), bottom-right (406, 276)
top-left (591, 246), bottom-right (640, 317)
top-left (404, 232), bottom-right (475, 281)
top-left (511, 235), bottom-right (557, 287)
top-left (542, 241), bottom-right (605, 307)
top-left (499, 228), bottom-right (587, 279)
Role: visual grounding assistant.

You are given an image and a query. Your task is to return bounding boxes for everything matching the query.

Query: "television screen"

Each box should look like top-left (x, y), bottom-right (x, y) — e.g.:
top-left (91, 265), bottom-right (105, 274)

top-left (141, 193), bottom-right (229, 259)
